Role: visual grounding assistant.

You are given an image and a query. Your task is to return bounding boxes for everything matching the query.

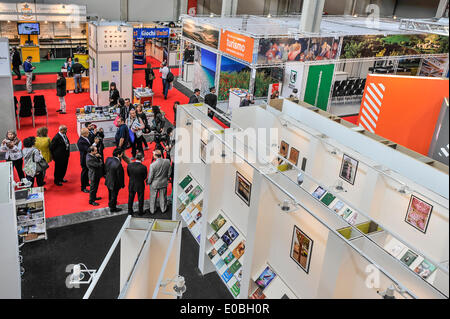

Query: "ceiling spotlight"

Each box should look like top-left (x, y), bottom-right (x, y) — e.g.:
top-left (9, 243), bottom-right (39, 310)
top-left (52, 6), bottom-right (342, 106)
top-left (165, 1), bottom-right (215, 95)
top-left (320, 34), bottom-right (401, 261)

top-left (7, 20), bottom-right (10, 23)
top-left (398, 185), bottom-right (409, 194)
top-left (353, 14), bottom-right (358, 18)
top-left (45, 21), bottom-right (48, 24)
top-left (267, 14), bottom-right (272, 18)
top-left (393, 16), bottom-right (397, 20)
top-left (210, 13), bottom-right (214, 18)
top-left (280, 200), bottom-right (291, 212)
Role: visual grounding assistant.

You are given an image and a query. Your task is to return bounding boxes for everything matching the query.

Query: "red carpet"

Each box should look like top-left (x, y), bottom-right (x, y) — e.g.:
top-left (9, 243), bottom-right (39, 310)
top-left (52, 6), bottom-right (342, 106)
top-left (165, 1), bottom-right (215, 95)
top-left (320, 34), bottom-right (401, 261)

top-left (13, 74), bottom-right (57, 86)
top-left (341, 115), bottom-right (359, 125)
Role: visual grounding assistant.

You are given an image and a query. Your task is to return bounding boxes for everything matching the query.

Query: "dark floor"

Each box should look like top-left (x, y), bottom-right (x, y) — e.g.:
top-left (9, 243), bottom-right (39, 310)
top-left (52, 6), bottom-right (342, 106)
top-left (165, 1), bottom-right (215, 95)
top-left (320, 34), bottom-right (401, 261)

top-left (21, 209), bottom-right (232, 299)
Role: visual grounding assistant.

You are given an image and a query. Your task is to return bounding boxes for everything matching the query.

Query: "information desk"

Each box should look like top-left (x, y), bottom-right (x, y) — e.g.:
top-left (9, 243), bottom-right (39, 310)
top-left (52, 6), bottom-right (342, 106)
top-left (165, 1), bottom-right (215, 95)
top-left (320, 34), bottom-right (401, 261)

top-left (65, 76), bottom-right (90, 92)
top-left (228, 88), bottom-right (249, 114)
top-left (76, 107), bottom-right (162, 139)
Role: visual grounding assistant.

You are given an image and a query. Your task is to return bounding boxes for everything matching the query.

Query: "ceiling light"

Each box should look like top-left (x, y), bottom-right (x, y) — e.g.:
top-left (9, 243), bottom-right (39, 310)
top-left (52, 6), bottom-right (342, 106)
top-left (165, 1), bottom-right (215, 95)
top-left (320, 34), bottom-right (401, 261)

top-left (267, 14), bottom-right (272, 18)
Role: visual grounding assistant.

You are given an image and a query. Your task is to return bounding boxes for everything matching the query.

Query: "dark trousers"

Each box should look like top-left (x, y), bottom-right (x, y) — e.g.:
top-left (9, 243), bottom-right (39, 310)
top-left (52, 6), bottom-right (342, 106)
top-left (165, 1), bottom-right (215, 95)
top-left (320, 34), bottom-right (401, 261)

top-left (89, 177), bottom-right (100, 202)
top-left (54, 157), bottom-right (69, 183)
top-left (26, 172), bottom-right (45, 187)
top-left (81, 165), bottom-right (89, 189)
top-left (142, 136), bottom-right (148, 148)
top-left (108, 188), bottom-right (120, 209)
top-left (13, 66), bottom-right (21, 79)
top-left (131, 135), bottom-right (144, 158)
top-left (146, 79), bottom-right (153, 90)
top-left (128, 189), bottom-right (145, 214)
top-left (162, 79), bottom-right (169, 98)
top-left (8, 158), bottom-right (25, 180)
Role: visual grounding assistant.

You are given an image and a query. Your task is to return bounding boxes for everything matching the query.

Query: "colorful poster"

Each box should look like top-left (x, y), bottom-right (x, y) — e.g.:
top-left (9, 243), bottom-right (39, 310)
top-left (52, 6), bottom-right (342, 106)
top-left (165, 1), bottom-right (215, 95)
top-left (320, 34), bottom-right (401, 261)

top-left (222, 226), bottom-right (239, 246)
top-left (220, 30), bottom-right (254, 63)
top-left (405, 195), bottom-right (433, 233)
top-left (257, 38), bottom-right (309, 64)
top-left (211, 214), bottom-right (226, 232)
top-left (232, 241), bottom-right (245, 260)
top-left (187, 0), bottom-right (197, 15)
top-left (235, 172), bottom-right (252, 206)
top-left (358, 74), bottom-right (449, 155)
top-left (255, 67), bottom-right (283, 98)
top-left (340, 34), bottom-right (449, 59)
top-left (321, 192), bottom-right (336, 206)
top-left (312, 186), bottom-right (326, 200)
top-left (288, 147), bottom-right (300, 166)
top-left (400, 249), bottom-right (418, 267)
top-left (182, 19), bottom-right (219, 49)
top-left (194, 48), bottom-right (217, 96)
top-left (307, 37), bottom-right (340, 61)
top-left (255, 265), bottom-right (276, 289)
top-left (290, 225), bottom-right (313, 273)
top-left (414, 259), bottom-right (437, 280)
top-left (218, 56), bottom-right (250, 100)
top-left (339, 154), bottom-right (359, 185)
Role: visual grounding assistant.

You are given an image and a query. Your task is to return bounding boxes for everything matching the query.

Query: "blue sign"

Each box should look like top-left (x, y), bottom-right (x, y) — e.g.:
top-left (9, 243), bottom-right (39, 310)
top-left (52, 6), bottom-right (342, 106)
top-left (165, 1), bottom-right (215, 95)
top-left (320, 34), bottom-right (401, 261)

top-left (111, 61), bottom-right (119, 72)
top-left (133, 28), bottom-right (170, 39)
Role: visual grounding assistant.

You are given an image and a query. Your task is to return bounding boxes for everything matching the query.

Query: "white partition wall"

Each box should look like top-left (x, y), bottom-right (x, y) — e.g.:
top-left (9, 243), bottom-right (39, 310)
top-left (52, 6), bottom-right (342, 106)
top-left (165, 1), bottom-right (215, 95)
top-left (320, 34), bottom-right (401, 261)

top-left (174, 102), bottom-right (449, 299)
top-left (0, 38), bottom-right (16, 138)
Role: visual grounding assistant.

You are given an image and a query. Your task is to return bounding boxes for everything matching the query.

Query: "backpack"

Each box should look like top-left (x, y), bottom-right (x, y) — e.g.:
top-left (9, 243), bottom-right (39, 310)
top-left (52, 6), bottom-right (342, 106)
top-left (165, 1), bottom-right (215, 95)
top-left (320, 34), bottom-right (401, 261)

top-left (23, 150), bottom-right (37, 177)
top-left (166, 71), bottom-right (174, 83)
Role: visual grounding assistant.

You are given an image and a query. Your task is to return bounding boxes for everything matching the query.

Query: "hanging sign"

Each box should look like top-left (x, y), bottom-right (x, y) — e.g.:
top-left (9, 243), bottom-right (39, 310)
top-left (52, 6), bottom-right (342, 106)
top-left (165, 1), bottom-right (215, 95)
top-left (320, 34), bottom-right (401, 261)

top-left (187, 0), bottom-right (197, 16)
top-left (133, 28), bottom-right (170, 39)
top-left (219, 30), bottom-right (254, 63)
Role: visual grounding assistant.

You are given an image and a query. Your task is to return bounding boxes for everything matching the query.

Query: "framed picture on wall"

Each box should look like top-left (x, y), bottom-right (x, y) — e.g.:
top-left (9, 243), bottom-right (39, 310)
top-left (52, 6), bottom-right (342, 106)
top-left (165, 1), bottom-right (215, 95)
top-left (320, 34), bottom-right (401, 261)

top-left (200, 140), bottom-right (207, 163)
top-left (339, 154), bottom-right (359, 185)
top-left (235, 171), bottom-right (252, 206)
top-left (290, 225), bottom-right (313, 274)
top-left (404, 195), bottom-right (433, 233)
top-left (288, 147), bottom-right (300, 166)
top-left (279, 140), bottom-right (289, 164)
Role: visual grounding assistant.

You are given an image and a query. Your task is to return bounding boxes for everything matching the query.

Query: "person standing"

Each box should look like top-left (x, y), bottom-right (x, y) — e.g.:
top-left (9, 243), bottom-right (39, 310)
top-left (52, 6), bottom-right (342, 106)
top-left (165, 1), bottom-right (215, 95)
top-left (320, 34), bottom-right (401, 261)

top-left (86, 145), bottom-right (103, 206)
top-left (127, 109), bottom-right (145, 160)
top-left (50, 125), bottom-right (70, 186)
top-left (147, 149), bottom-right (171, 214)
top-left (173, 101), bottom-right (180, 126)
top-left (56, 72), bottom-right (67, 114)
top-left (1, 130), bottom-right (25, 181)
top-left (71, 57), bottom-right (85, 94)
top-left (114, 117), bottom-right (131, 164)
top-left (65, 57), bottom-right (73, 76)
top-left (204, 87), bottom-right (217, 119)
top-left (35, 127), bottom-right (52, 184)
top-left (105, 148), bottom-right (125, 212)
top-left (145, 63), bottom-right (155, 89)
top-left (22, 136), bottom-right (46, 187)
top-left (240, 93), bottom-right (254, 107)
top-left (136, 104), bottom-right (150, 150)
top-left (109, 82), bottom-right (120, 106)
top-left (189, 88), bottom-right (201, 104)
top-left (86, 123), bottom-right (105, 161)
top-left (11, 47), bottom-right (22, 80)
top-left (23, 56), bottom-right (36, 94)
top-left (127, 153), bottom-right (148, 215)
top-left (77, 128), bottom-right (92, 193)
top-left (159, 62), bottom-right (170, 100)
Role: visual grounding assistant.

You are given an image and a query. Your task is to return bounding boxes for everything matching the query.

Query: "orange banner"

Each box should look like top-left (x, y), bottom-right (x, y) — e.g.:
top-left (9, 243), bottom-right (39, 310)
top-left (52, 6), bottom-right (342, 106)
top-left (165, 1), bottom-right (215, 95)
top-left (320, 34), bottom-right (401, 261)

top-left (219, 30), bottom-right (254, 63)
top-left (358, 74), bottom-right (449, 155)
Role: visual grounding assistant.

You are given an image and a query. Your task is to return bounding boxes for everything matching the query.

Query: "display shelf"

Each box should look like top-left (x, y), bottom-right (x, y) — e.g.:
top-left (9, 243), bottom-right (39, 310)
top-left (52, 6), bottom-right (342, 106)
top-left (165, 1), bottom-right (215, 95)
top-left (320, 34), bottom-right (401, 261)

top-left (249, 262), bottom-right (297, 299)
top-left (15, 187), bottom-right (47, 243)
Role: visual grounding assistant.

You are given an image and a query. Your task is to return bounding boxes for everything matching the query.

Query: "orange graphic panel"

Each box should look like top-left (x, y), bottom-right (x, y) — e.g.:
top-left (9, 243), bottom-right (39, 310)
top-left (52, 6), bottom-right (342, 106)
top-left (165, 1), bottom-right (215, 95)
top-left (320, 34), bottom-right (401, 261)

top-left (219, 30), bottom-right (254, 63)
top-left (358, 74), bottom-right (449, 155)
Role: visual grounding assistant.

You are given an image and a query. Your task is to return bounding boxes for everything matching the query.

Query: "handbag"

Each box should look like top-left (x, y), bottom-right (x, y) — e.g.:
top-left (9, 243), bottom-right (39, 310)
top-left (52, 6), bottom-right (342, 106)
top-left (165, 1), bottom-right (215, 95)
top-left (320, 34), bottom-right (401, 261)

top-left (113, 115), bottom-right (121, 127)
top-left (36, 157), bottom-right (49, 172)
top-left (23, 151), bottom-right (37, 177)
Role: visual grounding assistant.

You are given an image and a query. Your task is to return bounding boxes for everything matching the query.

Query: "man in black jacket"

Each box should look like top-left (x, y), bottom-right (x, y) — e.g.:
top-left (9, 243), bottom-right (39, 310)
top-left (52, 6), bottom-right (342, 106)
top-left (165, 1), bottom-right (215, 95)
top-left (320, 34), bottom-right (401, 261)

top-left (144, 63), bottom-right (155, 89)
top-left (127, 153), bottom-right (148, 215)
top-left (56, 72), bottom-right (67, 113)
top-left (105, 148), bottom-right (125, 212)
top-left (77, 128), bottom-right (92, 193)
top-left (86, 146), bottom-right (103, 206)
top-left (50, 125), bottom-right (70, 186)
top-left (189, 89), bottom-right (201, 104)
top-left (204, 87), bottom-right (217, 119)
top-left (11, 47), bottom-right (22, 80)
top-left (71, 58), bottom-right (85, 93)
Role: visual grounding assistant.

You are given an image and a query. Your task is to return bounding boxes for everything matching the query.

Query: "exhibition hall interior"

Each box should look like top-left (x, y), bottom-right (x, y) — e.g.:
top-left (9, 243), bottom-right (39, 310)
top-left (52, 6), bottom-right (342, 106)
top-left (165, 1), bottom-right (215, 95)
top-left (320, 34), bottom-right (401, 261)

top-left (0, 0), bottom-right (448, 301)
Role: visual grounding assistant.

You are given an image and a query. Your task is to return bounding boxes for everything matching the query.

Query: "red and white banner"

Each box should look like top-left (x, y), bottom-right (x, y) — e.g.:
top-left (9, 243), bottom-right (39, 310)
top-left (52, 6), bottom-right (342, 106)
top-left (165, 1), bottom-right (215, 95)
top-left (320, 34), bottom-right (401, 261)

top-left (187, 0), bottom-right (197, 16)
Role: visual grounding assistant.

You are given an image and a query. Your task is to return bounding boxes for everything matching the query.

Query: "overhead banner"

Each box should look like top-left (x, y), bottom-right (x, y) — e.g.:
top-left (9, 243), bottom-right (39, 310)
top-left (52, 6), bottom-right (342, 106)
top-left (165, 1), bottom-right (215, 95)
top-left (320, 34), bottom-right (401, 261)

top-left (358, 74), bottom-right (449, 155)
top-left (182, 19), bottom-right (219, 49)
top-left (219, 30), bottom-right (254, 63)
top-left (133, 28), bottom-right (170, 39)
top-left (187, 0), bottom-right (197, 16)
top-left (0, 2), bottom-right (86, 22)
top-left (340, 34), bottom-right (449, 59)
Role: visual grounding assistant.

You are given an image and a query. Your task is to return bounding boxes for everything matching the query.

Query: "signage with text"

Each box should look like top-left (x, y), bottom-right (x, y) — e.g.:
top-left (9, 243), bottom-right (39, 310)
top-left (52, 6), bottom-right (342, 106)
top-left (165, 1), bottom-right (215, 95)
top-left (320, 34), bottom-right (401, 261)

top-left (133, 28), bottom-right (170, 39)
top-left (219, 30), bottom-right (254, 63)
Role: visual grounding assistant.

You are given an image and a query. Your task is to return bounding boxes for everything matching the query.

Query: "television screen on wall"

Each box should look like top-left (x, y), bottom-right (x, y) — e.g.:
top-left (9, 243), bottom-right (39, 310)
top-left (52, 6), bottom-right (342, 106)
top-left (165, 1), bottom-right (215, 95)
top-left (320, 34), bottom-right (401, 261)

top-left (18, 23), bottom-right (40, 35)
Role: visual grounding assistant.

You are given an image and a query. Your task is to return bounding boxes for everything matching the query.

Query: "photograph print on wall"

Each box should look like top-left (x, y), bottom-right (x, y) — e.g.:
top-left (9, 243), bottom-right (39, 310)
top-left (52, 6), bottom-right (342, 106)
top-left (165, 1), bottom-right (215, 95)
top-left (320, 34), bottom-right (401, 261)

top-left (405, 195), bottom-right (433, 233)
top-left (339, 154), bottom-right (359, 185)
top-left (290, 225), bottom-right (313, 274)
top-left (279, 140), bottom-right (289, 164)
top-left (235, 171), bottom-right (252, 206)
top-left (288, 147), bottom-right (300, 166)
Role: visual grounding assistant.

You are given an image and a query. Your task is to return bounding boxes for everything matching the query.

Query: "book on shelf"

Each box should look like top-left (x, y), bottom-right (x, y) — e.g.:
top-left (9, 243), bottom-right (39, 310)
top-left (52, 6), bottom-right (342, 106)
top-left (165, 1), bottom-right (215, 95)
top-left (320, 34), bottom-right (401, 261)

top-left (250, 287), bottom-right (266, 299)
top-left (230, 281), bottom-right (240, 297)
top-left (210, 214), bottom-right (226, 232)
top-left (232, 241), bottom-right (245, 260)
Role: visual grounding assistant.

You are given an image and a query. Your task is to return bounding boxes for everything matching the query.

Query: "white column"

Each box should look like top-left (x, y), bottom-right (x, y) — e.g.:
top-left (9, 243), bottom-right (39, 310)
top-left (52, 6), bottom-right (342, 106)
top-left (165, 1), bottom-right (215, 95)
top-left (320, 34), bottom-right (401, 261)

top-left (222, 0), bottom-right (239, 17)
top-left (299, 0), bottom-right (325, 33)
top-left (436, 0), bottom-right (449, 18)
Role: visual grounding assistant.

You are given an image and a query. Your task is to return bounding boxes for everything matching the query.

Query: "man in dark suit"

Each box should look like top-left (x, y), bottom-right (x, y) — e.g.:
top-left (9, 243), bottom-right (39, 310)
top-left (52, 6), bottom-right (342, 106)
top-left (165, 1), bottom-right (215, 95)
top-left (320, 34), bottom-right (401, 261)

top-left (86, 146), bottom-right (103, 206)
top-left (11, 47), bottom-right (22, 80)
top-left (127, 153), bottom-right (148, 215)
top-left (189, 88), bottom-right (201, 104)
top-left (147, 149), bottom-right (171, 214)
top-left (105, 148), bottom-right (125, 212)
top-left (204, 86), bottom-right (217, 119)
top-left (77, 128), bottom-right (91, 193)
top-left (50, 125), bottom-right (70, 186)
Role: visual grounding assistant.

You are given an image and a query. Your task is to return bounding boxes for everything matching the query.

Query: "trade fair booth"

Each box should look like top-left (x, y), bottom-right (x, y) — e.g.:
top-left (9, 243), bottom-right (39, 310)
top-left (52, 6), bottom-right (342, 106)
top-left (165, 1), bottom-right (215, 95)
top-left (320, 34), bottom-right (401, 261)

top-left (177, 15), bottom-right (449, 117)
top-left (173, 99), bottom-right (448, 299)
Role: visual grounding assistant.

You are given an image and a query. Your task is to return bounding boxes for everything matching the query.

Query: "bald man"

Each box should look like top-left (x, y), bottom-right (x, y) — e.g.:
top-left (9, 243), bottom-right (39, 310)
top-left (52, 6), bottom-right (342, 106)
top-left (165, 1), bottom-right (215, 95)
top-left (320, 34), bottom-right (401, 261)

top-left (77, 127), bottom-right (99, 193)
top-left (50, 125), bottom-right (71, 186)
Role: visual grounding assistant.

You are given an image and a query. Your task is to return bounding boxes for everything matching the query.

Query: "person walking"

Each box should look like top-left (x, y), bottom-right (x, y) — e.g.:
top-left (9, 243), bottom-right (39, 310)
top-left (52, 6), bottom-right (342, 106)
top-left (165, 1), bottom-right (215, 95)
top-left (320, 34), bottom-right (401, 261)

top-left (86, 145), bottom-right (103, 206)
top-left (127, 109), bottom-right (145, 160)
top-left (23, 56), bottom-right (36, 94)
top-left (147, 149), bottom-right (171, 214)
top-left (189, 88), bottom-right (201, 104)
top-left (35, 127), bottom-right (52, 184)
top-left (56, 72), bottom-right (67, 114)
top-left (127, 153), bottom-right (148, 215)
top-left (77, 127), bottom-right (93, 193)
top-left (71, 57), bottom-right (85, 94)
top-left (159, 62), bottom-right (170, 100)
top-left (1, 130), bottom-right (25, 181)
top-left (204, 86), bottom-right (217, 119)
top-left (136, 104), bottom-right (150, 150)
top-left (50, 125), bottom-right (70, 186)
top-left (109, 82), bottom-right (120, 106)
top-left (145, 63), bottom-right (155, 90)
top-left (22, 136), bottom-right (46, 187)
top-left (105, 148), bottom-right (125, 212)
top-left (11, 47), bottom-right (22, 80)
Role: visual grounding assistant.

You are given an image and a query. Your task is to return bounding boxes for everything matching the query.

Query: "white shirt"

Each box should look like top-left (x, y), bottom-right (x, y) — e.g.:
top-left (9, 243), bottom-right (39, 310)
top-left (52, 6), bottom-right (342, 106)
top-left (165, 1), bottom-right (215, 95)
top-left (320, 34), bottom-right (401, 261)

top-left (159, 66), bottom-right (169, 79)
top-left (1, 140), bottom-right (23, 161)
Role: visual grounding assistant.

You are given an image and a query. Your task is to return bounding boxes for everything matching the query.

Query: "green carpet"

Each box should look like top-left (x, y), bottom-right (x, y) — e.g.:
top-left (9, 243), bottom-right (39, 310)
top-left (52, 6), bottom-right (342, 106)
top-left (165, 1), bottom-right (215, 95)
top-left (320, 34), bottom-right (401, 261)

top-left (14, 58), bottom-right (66, 75)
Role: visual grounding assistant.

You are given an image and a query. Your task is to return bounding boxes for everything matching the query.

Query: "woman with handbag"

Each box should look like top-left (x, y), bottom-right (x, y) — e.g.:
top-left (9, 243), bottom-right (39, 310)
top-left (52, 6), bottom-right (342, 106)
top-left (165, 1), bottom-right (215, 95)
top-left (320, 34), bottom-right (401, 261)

top-left (136, 104), bottom-right (150, 150)
top-left (126, 109), bottom-right (145, 160)
top-left (35, 127), bottom-right (52, 184)
top-left (1, 130), bottom-right (25, 181)
top-left (145, 63), bottom-right (155, 90)
top-left (22, 136), bottom-right (48, 187)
